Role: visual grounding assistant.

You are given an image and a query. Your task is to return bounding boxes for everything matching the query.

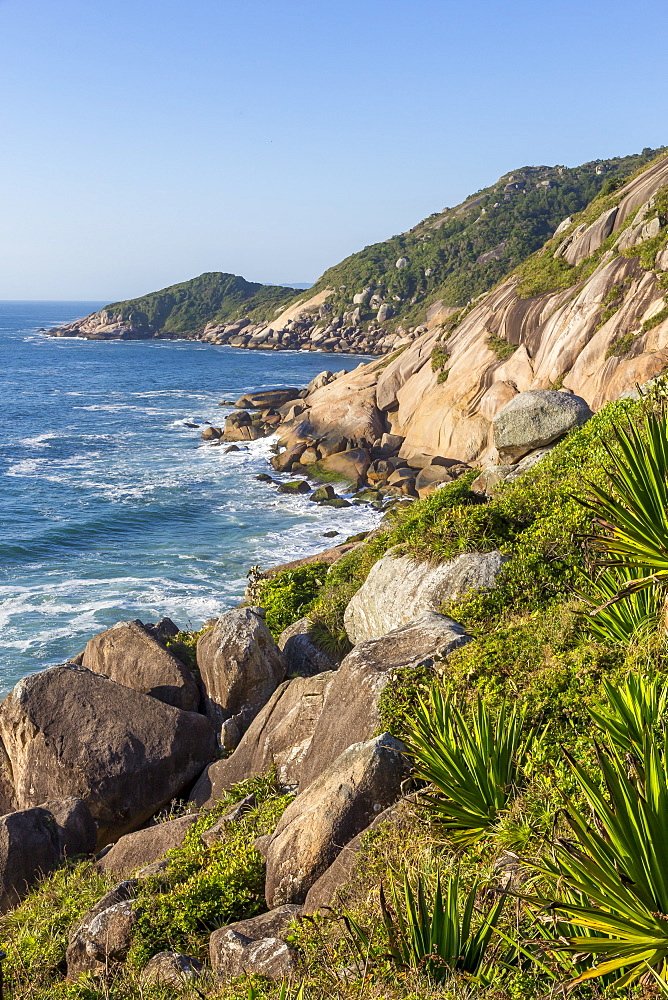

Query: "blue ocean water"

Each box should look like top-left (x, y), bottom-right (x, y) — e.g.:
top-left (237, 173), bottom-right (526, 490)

top-left (0, 302), bottom-right (380, 694)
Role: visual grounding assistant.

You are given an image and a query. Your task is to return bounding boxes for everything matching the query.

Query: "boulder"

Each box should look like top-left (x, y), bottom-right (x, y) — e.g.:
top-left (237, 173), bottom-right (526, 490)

top-left (0, 807), bottom-right (62, 912)
top-left (310, 484), bottom-right (336, 503)
top-left (0, 665), bottom-right (216, 846)
top-left (81, 619), bottom-right (200, 712)
top-left (235, 389), bottom-right (300, 409)
top-left (414, 464), bottom-right (453, 491)
top-left (67, 879), bottom-right (138, 976)
top-left (299, 613), bottom-right (469, 789)
top-left (196, 608), bottom-right (287, 747)
top-left (319, 448), bottom-right (371, 483)
top-left (141, 951), bottom-right (204, 987)
top-left (278, 618), bottom-right (338, 676)
top-left (200, 426), bottom-right (223, 440)
top-left (344, 550), bottom-right (506, 642)
top-left (304, 803), bottom-right (401, 912)
top-left (95, 814), bottom-right (201, 878)
top-left (210, 905), bottom-right (301, 982)
top-left (271, 443), bottom-right (307, 472)
top-left (84, 899), bottom-right (137, 963)
top-left (38, 797), bottom-right (97, 857)
top-left (305, 370), bottom-right (335, 394)
top-left (493, 390), bottom-right (592, 462)
top-left (277, 479), bottom-right (311, 494)
top-left (190, 672), bottom-right (335, 807)
top-left (265, 734), bottom-right (410, 906)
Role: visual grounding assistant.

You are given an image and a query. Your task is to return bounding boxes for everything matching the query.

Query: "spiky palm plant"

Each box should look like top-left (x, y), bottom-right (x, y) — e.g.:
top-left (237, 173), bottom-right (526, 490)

top-left (579, 406), bottom-right (668, 609)
top-left (346, 871), bottom-right (505, 984)
top-left (527, 731), bottom-right (668, 987)
top-left (589, 673), bottom-right (668, 756)
top-left (578, 566), bottom-right (661, 644)
top-left (404, 689), bottom-right (538, 845)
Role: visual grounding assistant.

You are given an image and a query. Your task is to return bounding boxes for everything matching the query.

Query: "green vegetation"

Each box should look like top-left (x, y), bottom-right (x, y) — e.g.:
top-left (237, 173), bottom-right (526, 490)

top-left (430, 344), bottom-right (451, 383)
top-left (310, 150), bottom-right (663, 324)
top-left (486, 333), bottom-right (516, 360)
top-left (406, 691), bottom-right (537, 844)
top-left (248, 563), bottom-right (329, 639)
top-left (102, 272), bottom-right (299, 337)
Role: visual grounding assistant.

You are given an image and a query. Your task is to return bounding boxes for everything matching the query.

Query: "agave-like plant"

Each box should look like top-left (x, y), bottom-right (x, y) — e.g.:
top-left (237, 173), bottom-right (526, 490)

top-left (404, 688), bottom-right (538, 845)
top-left (589, 673), bottom-right (668, 757)
top-left (579, 406), bottom-right (668, 608)
top-left (346, 871), bottom-right (505, 984)
top-left (527, 731), bottom-right (668, 987)
top-left (578, 566), bottom-right (661, 644)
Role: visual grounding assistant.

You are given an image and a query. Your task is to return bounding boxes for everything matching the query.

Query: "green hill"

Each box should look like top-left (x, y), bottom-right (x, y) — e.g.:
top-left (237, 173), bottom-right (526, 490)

top-left (103, 272), bottom-right (299, 336)
top-left (311, 147), bottom-right (664, 326)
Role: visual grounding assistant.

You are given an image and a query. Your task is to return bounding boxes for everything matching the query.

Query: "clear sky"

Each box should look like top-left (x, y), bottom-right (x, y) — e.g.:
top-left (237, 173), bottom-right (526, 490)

top-left (0, 0), bottom-right (666, 301)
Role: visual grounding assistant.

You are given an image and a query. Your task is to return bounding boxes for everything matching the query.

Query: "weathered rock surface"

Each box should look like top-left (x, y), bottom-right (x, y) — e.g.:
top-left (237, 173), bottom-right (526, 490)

top-left (319, 447), bottom-right (371, 483)
top-left (82, 619), bottom-right (200, 712)
top-left (85, 899), bottom-right (137, 962)
top-left (140, 951), bottom-right (204, 986)
top-left (210, 905), bottom-right (301, 982)
top-left (0, 807), bottom-right (62, 912)
top-left (197, 608), bottom-right (287, 748)
top-left (492, 389), bottom-right (592, 461)
top-left (299, 613), bottom-right (469, 789)
top-left (67, 879), bottom-right (138, 976)
top-left (38, 796), bottom-right (97, 858)
top-left (278, 617), bottom-right (338, 676)
top-left (95, 814), bottom-right (201, 878)
top-left (304, 803), bottom-right (402, 912)
top-left (265, 734), bottom-right (410, 906)
top-left (0, 665), bottom-right (216, 846)
top-left (235, 389), bottom-right (300, 409)
top-left (190, 672), bottom-right (335, 807)
top-left (344, 550), bottom-right (506, 643)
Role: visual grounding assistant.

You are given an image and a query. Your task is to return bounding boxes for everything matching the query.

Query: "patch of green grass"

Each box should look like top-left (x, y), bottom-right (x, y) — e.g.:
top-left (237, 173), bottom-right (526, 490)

top-left (128, 774), bottom-right (292, 967)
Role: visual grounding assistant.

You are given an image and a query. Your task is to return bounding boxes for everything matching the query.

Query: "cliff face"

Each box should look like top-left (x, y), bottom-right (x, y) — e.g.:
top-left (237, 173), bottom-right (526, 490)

top-left (284, 154), bottom-right (668, 467)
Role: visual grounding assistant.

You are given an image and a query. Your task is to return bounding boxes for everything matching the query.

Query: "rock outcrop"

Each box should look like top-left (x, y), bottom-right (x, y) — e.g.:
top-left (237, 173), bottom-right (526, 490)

top-left (95, 814), bottom-right (201, 878)
top-left (0, 665), bottom-right (216, 846)
top-left (197, 608), bottom-right (287, 750)
top-left (209, 905), bottom-right (301, 982)
top-left (492, 390), bottom-right (592, 461)
top-left (277, 618), bottom-right (338, 677)
top-left (344, 550), bottom-right (507, 642)
top-left (298, 613), bottom-right (470, 789)
top-left (264, 734), bottom-right (410, 906)
top-left (67, 880), bottom-right (138, 976)
top-left (82, 619), bottom-right (200, 712)
top-left (190, 672), bottom-right (335, 807)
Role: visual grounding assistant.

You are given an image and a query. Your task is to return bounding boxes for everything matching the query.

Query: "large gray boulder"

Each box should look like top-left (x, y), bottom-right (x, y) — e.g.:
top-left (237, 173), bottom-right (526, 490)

top-left (0, 807), bottom-right (62, 912)
top-left (278, 618), bottom-right (338, 677)
top-left (81, 619), bottom-right (200, 712)
top-left (141, 951), bottom-right (203, 987)
top-left (344, 549), bottom-right (506, 643)
top-left (493, 389), bottom-right (592, 462)
top-left (190, 672), bottom-right (335, 808)
top-left (38, 797), bottom-right (97, 858)
top-left (0, 665), bottom-right (216, 846)
top-left (264, 734), bottom-right (410, 906)
top-left (210, 905), bottom-right (301, 982)
top-left (67, 879), bottom-right (138, 976)
top-left (95, 814), bottom-right (201, 878)
top-left (298, 613), bottom-right (469, 790)
top-left (197, 608), bottom-right (287, 749)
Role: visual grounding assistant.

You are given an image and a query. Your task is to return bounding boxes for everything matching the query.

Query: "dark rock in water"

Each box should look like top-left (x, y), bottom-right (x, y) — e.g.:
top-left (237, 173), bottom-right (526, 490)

top-left (0, 664), bottom-right (216, 847)
top-left (224, 444), bottom-right (241, 452)
top-left (209, 905), bottom-right (301, 982)
top-left (277, 479), bottom-right (311, 494)
top-left (95, 814), bottom-right (201, 879)
top-left (197, 608), bottom-right (287, 749)
top-left (256, 473), bottom-right (274, 482)
top-left (310, 484), bottom-right (336, 502)
top-left (141, 951), bottom-right (203, 987)
top-left (184, 422), bottom-right (199, 428)
top-left (82, 619), bottom-right (199, 712)
top-left (190, 672), bottom-right (334, 808)
top-left (201, 426), bottom-right (223, 440)
top-left (264, 734), bottom-right (410, 906)
top-left (0, 807), bottom-right (62, 912)
top-left (323, 530), bottom-right (339, 537)
top-left (320, 497), bottom-right (352, 508)
top-left (67, 879), bottom-right (138, 976)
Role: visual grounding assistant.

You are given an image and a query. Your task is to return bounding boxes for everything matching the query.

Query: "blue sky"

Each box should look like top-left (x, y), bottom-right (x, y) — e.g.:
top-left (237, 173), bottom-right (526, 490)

top-left (0, 0), bottom-right (666, 300)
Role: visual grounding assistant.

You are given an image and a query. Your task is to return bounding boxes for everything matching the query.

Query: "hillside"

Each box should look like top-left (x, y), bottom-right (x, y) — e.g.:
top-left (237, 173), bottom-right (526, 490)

top-left (45, 148), bottom-right (664, 352)
top-left (46, 272), bottom-right (299, 340)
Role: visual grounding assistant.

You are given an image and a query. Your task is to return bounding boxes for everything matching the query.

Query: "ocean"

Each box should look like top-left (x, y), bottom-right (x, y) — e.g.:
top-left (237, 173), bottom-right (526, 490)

top-left (0, 302), bottom-right (380, 695)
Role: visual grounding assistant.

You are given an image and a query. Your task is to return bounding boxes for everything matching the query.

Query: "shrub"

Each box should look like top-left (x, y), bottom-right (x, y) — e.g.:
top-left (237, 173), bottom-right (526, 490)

top-left (486, 333), bottom-right (516, 360)
top-left (250, 563), bottom-right (329, 639)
